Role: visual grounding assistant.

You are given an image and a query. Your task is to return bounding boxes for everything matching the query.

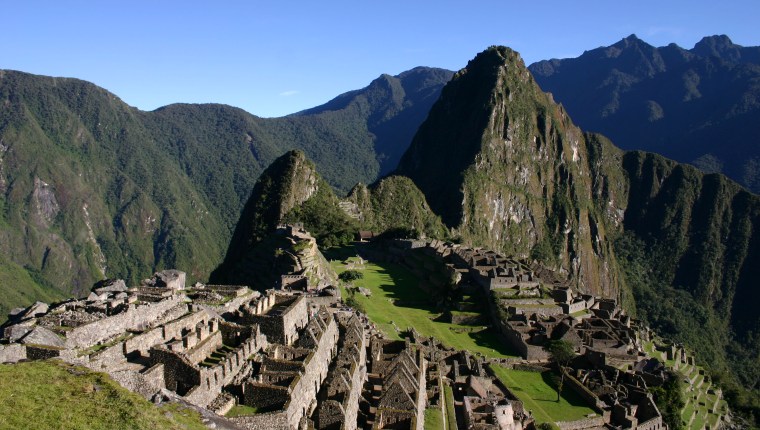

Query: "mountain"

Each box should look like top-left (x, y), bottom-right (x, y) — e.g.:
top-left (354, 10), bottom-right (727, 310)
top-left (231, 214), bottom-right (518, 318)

top-left (528, 35), bottom-right (760, 193)
top-left (293, 66), bottom-right (455, 177)
top-left (0, 66), bottom-right (452, 316)
top-left (396, 46), bottom-right (623, 298)
top-left (395, 46), bottom-right (759, 414)
top-left (211, 150), bottom-right (446, 289)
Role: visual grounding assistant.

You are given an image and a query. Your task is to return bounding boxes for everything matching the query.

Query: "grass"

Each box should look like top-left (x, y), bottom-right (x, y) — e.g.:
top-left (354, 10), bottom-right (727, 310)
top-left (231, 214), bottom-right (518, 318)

top-left (424, 408), bottom-right (444, 430)
top-left (225, 404), bottom-right (260, 417)
top-left (491, 366), bottom-right (596, 424)
top-left (331, 251), bottom-right (518, 358)
top-left (0, 360), bottom-right (206, 429)
top-left (443, 383), bottom-right (457, 430)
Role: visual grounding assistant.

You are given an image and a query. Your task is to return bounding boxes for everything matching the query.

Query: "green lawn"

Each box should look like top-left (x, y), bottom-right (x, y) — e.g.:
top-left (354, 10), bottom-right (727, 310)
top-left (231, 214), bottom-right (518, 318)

top-left (0, 360), bottom-right (206, 429)
top-left (424, 408), bottom-right (444, 430)
top-left (443, 383), bottom-right (458, 430)
top-left (225, 404), bottom-right (260, 417)
top-left (331, 252), bottom-right (518, 358)
top-left (491, 366), bottom-right (596, 424)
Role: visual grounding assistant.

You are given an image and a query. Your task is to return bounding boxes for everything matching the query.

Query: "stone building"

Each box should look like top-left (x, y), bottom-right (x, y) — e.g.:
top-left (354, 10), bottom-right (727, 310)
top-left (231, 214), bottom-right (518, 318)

top-left (364, 339), bottom-right (427, 430)
top-left (313, 312), bottom-right (367, 429)
top-left (234, 307), bottom-right (339, 429)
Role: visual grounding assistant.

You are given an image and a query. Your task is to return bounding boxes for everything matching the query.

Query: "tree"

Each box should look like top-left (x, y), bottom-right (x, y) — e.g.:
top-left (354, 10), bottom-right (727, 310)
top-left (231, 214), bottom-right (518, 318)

top-left (544, 339), bottom-right (576, 402)
top-left (339, 270), bottom-right (363, 282)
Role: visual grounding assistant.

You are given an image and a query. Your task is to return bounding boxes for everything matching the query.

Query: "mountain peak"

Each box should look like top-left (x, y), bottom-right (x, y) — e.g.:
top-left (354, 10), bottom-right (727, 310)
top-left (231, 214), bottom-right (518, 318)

top-left (396, 44), bottom-right (620, 296)
top-left (692, 34), bottom-right (740, 60)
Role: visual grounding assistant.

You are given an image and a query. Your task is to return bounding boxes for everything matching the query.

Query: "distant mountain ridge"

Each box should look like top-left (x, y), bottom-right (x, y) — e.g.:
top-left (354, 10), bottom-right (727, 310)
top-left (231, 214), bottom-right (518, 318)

top-left (529, 34), bottom-right (760, 193)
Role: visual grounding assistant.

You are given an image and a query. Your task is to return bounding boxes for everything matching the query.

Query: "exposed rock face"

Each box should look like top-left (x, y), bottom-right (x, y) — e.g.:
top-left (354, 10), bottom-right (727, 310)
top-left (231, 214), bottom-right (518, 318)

top-left (395, 46), bottom-right (760, 394)
top-left (396, 46), bottom-right (622, 297)
top-left (32, 177), bottom-right (60, 226)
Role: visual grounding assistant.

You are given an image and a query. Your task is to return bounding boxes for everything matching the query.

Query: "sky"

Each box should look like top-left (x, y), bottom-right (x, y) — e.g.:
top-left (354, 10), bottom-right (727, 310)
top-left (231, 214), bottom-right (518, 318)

top-left (2, 1), bottom-right (758, 118)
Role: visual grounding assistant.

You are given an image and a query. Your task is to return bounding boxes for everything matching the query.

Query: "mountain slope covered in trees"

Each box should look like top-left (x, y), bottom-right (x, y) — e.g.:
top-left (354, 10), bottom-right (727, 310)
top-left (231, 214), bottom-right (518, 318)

top-left (0, 67), bottom-right (452, 315)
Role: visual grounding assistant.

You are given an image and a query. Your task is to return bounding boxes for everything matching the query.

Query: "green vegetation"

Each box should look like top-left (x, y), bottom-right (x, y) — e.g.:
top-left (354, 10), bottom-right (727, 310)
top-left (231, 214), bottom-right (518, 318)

top-left (443, 383), bottom-right (458, 430)
top-left (529, 35), bottom-right (760, 195)
top-left (225, 404), bottom-right (260, 417)
top-left (543, 340), bottom-right (577, 402)
top-left (649, 371), bottom-right (686, 430)
top-left (348, 176), bottom-right (449, 240)
top-left (0, 67), bottom-right (451, 315)
top-left (0, 255), bottom-right (64, 319)
top-left (616, 232), bottom-right (760, 425)
top-left (424, 407), bottom-right (444, 430)
top-left (0, 360), bottom-right (206, 429)
top-left (331, 249), bottom-right (517, 358)
top-left (338, 270), bottom-right (363, 282)
top-left (491, 366), bottom-right (596, 425)
top-left (643, 341), bottom-right (730, 430)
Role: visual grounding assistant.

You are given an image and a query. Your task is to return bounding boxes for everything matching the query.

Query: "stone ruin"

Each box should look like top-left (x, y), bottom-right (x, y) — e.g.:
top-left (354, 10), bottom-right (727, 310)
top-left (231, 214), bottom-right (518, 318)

top-left (0, 233), bottom-right (690, 429)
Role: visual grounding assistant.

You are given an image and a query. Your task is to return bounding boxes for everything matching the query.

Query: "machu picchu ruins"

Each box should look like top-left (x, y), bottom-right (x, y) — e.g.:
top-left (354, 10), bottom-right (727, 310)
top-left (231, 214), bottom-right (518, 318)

top-left (0, 226), bottom-right (733, 429)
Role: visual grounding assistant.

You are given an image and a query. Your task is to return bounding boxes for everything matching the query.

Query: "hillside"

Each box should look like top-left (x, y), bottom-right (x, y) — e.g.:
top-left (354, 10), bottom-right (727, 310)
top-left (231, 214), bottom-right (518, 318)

top-left (529, 35), bottom-right (760, 193)
top-left (395, 46), bottom-right (759, 416)
top-left (0, 67), bottom-right (451, 315)
top-left (0, 360), bottom-right (206, 429)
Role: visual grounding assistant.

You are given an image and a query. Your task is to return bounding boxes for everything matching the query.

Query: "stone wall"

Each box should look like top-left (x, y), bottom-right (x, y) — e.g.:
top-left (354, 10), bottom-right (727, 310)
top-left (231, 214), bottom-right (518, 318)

top-left (65, 296), bottom-right (184, 349)
top-left (185, 330), bottom-right (264, 408)
top-left (563, 370), bottom-right (607, 412)
top-left (0, 343), bottom-right (26, 362)
top-left (282, 315), bottom-right (338, 428)
top-left (315, 314), bottom-right (366, 430)
top-left (109, 364), bottom-right (166, 399)
top-left (230, 411), bottom-right (290, 430)
top-left (246, 295), bottom-right (309, 345)
top-left (26, 345), bottom-right (63, 360)
top-left (124, 326), bottom-right (165, 356)
top-left (185, 330), bottom-right (223, 364)
top-left (245, 314), bottom-right (339, 429)
top-left (150, 346), bottom-right (199, 394)
top-left (555, 416), bottom-right (606, 430)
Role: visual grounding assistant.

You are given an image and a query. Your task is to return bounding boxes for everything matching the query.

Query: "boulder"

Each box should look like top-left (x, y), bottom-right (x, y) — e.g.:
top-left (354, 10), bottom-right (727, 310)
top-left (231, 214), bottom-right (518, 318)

top-left (19, 326), bottom-right (65, 348)
top-left (2, 324), bottom-right (33, 343)
top-left (22, 301), bottom-right (49, 319)
top-left (153, 270), bottom-right (186, 290)
top-left (8, 307), bottom-right (26, 320)
top-left (93, 278), bottom-right (128, 295)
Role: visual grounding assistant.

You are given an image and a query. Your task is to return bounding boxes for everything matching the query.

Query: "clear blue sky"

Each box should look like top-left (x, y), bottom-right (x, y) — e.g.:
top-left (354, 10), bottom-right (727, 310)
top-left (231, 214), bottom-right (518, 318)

top-left (2, 1), bottom-right (758, 117)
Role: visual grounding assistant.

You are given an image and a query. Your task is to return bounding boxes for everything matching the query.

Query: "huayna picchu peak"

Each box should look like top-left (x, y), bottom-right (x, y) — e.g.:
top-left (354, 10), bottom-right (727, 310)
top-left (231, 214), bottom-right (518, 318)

top-left (1, 38), bottom-right (759, 429)
top-left (396, 46), bottom-right (623, 298)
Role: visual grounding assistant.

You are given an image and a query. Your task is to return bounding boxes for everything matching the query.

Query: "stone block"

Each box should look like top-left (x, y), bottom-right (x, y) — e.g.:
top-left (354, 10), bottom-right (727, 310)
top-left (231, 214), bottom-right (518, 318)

top-left (20, 326), bottom-right (65, 348)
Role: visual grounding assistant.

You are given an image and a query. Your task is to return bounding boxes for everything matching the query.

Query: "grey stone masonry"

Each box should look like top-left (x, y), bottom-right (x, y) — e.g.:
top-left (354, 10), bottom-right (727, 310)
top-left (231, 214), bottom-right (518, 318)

top-left (313, 312), bottom-right (366, 430)
top-left (240, 308), bottom-right (339, 429)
